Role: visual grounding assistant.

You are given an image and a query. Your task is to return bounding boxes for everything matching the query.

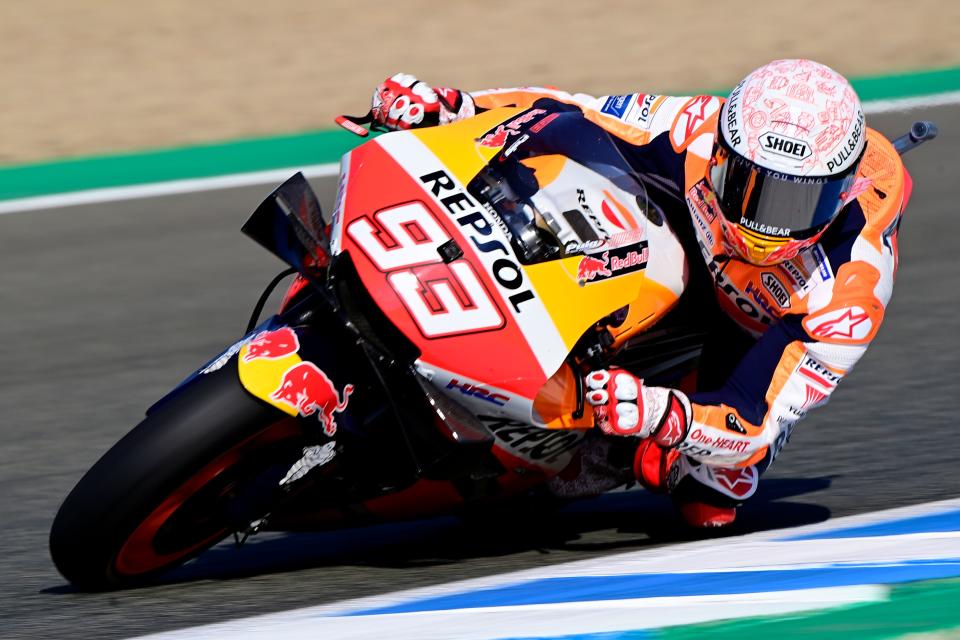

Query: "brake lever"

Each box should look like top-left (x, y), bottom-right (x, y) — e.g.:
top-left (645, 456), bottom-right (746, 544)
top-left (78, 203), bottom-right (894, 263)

top-left (335, 112), bottom-right (374, 137)
top-left (572, 364), bottom-right (585, 420)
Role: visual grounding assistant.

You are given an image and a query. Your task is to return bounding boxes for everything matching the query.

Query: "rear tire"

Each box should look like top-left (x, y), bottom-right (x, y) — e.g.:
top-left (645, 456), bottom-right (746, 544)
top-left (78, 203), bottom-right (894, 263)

top-left (49, 367), bottom-right (300, 590)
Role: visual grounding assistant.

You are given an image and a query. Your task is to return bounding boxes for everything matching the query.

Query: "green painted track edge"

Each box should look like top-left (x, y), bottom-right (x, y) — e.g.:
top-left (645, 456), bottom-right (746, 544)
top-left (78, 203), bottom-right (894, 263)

top-left (656, 578), bottom-right (960, 640)
top-left (1, 65), bottom-right (958, 201)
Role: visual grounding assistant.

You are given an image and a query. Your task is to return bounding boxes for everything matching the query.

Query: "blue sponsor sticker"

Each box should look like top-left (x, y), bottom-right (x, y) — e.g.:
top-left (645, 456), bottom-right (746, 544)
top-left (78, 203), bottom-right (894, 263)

top-left (600, 94), bottom-right (633, 119)
top-left (811, 245), bottom-right (832, 281)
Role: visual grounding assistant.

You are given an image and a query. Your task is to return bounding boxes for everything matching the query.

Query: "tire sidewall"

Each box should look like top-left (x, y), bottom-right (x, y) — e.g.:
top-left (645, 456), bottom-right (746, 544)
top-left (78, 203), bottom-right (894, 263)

top-left (49, 364), bottom-right (289, 589)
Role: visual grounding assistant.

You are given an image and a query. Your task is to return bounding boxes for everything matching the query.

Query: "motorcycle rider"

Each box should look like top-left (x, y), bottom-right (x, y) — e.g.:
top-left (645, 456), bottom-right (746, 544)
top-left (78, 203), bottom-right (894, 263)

top-left (357, 60), bottom-right (906, 528)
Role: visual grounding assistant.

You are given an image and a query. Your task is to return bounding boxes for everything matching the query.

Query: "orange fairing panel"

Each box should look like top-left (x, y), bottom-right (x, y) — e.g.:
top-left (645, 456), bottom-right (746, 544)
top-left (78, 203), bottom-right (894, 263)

top-left (534, 363), bottom-right (594, 429)
top-left (521, 155), bottom-right (567, 189)
top-left (334, 109), bottom-right (687, 428)
top-left (339, 137), bottom-right (552, 401)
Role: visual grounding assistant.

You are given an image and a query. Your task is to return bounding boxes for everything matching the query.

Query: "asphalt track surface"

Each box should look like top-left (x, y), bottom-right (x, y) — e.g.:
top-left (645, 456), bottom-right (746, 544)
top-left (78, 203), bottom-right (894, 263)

top-left (1, 105), bottom-right (958, 639)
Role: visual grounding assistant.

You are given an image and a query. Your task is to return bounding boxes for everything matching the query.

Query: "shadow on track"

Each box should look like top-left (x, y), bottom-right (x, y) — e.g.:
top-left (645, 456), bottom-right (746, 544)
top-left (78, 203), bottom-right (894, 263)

top-left (43, 475), bottom-right (833, 593)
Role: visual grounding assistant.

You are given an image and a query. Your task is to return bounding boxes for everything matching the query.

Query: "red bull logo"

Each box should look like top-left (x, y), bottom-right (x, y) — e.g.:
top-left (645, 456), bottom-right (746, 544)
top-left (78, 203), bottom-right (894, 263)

top-left (271, 362), bottom-right (354, 436)
top-left (478, 109), bottom-right (546, 148)
top-left (244, 327), bottom-right (300, 362)
top-left (576, 252), bottom-right (612, 283)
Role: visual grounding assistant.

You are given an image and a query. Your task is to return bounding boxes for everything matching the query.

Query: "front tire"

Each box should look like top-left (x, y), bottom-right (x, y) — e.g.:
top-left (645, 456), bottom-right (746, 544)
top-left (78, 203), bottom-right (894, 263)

top-left (49, 367), bottom-right (302, 590)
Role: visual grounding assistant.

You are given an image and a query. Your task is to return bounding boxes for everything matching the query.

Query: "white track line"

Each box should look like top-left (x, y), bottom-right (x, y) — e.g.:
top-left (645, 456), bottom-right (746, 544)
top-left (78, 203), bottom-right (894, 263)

top-left (135, 586), bottom-right (888, 640)
top-left (862, 90), bottom-right (960, 114)
top-left (132, 497), bottom-right (960, 640)
top-left (0, 163), bottom-right (339, 215)
top-left (0, 91), bottom-right (957, 217)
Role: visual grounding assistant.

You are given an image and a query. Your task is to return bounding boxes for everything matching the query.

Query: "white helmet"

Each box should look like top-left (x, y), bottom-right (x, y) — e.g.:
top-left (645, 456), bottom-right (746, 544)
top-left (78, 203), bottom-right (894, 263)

top-left (708, 59), bottom-right (866, 265)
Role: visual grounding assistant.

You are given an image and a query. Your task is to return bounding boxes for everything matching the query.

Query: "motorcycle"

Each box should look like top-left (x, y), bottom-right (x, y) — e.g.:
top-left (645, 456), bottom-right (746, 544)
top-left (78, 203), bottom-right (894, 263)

top-left (49, 102), bottom-right (937, 589)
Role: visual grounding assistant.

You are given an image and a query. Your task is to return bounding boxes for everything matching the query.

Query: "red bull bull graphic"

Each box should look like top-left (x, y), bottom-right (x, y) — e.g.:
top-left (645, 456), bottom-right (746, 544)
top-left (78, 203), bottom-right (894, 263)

top-left (478, 109), bottom-right (547, 148)
top-left (271, 362), bottom-right (354, 436)
top-left (576, 254), bottom-right (612, 283)
top-left (243, 327), bottom-right (300, 362)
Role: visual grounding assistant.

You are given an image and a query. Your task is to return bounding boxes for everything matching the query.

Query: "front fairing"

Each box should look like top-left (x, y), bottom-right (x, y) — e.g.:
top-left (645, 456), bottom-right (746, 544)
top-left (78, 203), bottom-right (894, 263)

top-left (330, 107), bottom-right (686, 424)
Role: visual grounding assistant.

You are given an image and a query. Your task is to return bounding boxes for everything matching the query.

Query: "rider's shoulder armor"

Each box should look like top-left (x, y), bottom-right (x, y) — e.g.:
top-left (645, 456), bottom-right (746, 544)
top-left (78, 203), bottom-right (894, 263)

top-left (682, 126), bottom-right (904, 343)
top-left (796, 128), bottom-right (906, 346)
top-left (581, 94), bottom-right (722, 152)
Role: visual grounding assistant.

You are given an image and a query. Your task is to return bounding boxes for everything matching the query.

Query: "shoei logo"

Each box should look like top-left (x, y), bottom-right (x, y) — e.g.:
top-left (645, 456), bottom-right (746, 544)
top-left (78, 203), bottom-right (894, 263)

top-left (761, 132), bottom-right (812, 160)
top-left (761, 272), bottom-right (791, 309)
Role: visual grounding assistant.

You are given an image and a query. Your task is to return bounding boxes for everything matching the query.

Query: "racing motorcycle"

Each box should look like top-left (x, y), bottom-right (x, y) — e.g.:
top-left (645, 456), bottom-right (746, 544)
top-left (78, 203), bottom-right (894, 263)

top-left (49, 102), bottom-right (938, 589)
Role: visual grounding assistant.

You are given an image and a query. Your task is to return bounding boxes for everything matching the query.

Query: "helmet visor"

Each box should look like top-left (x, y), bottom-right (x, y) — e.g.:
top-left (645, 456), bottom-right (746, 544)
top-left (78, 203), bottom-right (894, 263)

top-left (709, 138), bottom-right (861, 240)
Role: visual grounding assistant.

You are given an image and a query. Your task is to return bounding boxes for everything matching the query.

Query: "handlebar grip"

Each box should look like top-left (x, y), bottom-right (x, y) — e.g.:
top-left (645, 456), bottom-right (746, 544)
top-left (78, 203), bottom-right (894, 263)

top-left (910, 120), bottom-right (939, 142)
top-left (893, 120), bottom-right (938, 156)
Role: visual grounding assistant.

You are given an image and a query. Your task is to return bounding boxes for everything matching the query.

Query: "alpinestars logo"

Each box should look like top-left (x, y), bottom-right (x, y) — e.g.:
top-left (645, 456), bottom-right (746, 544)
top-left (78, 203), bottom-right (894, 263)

top-left (657, 407), bottom-right (685, 447)
top-left (679, 96), bottom-right (714, 139)
top-left (807, 306), bottom-right (872, 340)
top-left (712, 466), bottom-right (759, 499)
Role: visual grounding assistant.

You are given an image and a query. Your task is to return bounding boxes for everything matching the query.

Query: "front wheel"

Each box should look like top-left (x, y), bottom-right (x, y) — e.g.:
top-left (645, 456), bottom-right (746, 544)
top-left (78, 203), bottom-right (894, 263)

top-left (49, 367), bottom-right (307, 590)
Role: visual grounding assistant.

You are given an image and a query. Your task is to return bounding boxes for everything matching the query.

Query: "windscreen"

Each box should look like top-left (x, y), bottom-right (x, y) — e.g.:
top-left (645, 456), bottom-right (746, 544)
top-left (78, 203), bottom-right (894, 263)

top-left (465, 108), bottom-right (656, 265)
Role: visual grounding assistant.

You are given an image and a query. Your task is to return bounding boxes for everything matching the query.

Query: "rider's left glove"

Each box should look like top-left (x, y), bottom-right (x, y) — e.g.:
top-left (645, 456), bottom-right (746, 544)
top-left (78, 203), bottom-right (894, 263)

top-left (371, 73), bottom-right (475, 131)
top-left (584, 368), bottom-right (691, 448)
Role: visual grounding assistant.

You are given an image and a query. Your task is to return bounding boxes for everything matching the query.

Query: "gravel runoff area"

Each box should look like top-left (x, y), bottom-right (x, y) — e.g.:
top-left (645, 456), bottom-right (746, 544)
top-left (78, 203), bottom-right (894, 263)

top-left (2, 0), bottom-right (959, 164)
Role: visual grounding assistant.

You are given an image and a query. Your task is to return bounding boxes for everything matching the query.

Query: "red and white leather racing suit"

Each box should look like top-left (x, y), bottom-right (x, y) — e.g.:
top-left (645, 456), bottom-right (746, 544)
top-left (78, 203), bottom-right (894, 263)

top-left (457, 85), bottom-right (909, 504)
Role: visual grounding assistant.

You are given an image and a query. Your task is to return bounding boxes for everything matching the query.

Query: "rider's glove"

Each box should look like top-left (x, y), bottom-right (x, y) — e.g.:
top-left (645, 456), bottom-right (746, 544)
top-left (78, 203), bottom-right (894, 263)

top-left (584, 368), bottom-right (691, 448)
top-left (371, 73), bottom-right (475, 131)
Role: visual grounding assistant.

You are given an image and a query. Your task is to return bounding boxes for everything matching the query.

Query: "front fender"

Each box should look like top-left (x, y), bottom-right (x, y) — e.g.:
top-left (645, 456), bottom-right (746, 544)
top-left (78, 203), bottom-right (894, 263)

top-left (235, 324), bottom-right (308, 417)
top-left (145, 317), bottom-right (279, 417)
top-left (147, 316), bottom-right (355, 422)
top-left (235, 323), bottom-right (361, 423)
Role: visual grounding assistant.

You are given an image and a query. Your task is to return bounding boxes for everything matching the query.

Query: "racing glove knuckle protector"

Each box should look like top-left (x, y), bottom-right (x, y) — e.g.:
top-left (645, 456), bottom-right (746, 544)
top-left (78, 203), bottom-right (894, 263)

top-left (370, 73), bottom-right (475, 131)
top-left (585, 368), bottom-right (691, 447)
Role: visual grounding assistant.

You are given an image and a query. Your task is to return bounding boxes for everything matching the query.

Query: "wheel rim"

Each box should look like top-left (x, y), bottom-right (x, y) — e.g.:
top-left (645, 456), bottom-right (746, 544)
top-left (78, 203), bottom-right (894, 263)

top-left (112, 419), bottom-right (302, 577)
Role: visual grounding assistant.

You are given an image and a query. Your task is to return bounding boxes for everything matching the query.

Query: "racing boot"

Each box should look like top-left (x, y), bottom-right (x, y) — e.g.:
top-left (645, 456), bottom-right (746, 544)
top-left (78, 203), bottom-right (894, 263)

top-left (671, 474), bottom-right (739, 528)
top-left (678, 500), bottom-right (737, 528)
top-left (634, 439), bottom-right (756, 528)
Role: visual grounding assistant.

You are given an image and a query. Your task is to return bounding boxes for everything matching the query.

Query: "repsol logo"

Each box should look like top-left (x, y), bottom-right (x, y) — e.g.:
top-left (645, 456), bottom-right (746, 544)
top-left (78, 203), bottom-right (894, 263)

top-left (420, 170), bottom-right (535, 313)
top-left (781, 259), bottom-right (809, 291)
top-left (761, 132), bottom-right (811, 160)
top-left (800, 356), bottom-right (841, 386)
top-left (481, 416), bottom-right (586, 466)
top-left (635, 93), bottom-right (659, 127)
top-left (576, 188), bottom-right (606, 230)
